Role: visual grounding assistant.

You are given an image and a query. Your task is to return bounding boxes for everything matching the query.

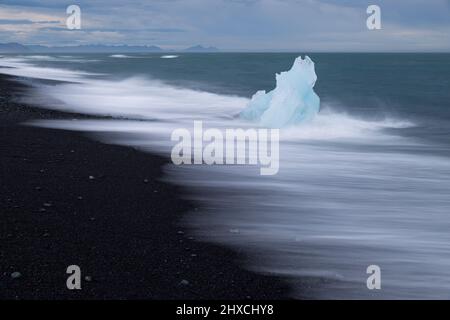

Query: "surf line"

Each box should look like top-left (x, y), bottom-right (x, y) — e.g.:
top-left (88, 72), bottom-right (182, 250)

top-left (170, 120), bottom-right (280, 176)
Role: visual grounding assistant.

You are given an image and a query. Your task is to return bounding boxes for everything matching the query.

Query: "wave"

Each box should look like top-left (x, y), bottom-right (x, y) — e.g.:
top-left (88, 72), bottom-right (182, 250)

top-left (109, 54), bottom-right (136, 58)
top-left (0, 56), bottom-right (99, 82)
top-left (160, 55), bottom-right (179, 59)
top-left (14, 55), bottom-right (98, 63)
top-left (27, 76), bottom-right (411, 143)
top-left (19, 55), bottom-right (59, 61)
top-left (1, 54), bottom-right (409, 138)
top-left (30, 77), bottom-right (247, 122)
top-left (0, 55), bottom-right (407, 141)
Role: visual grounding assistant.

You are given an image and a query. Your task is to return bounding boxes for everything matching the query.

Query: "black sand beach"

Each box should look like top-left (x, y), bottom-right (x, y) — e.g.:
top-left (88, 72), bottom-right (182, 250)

top-left (0, 75), bottom-right (290, 300)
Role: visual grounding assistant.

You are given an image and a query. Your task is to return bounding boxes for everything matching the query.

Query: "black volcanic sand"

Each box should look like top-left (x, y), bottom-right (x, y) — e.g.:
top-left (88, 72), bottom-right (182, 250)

top-left (0, 75), bottom-right (290, 299)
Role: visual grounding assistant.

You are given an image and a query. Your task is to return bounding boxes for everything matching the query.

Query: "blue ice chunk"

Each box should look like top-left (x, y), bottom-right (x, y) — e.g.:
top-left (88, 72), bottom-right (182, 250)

top-left (240, 56), bottom-right (320, 128)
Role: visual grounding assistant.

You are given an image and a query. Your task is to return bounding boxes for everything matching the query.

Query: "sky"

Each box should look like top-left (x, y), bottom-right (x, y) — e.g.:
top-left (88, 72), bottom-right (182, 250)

top-left (0, 0), bottom-right (449, 51)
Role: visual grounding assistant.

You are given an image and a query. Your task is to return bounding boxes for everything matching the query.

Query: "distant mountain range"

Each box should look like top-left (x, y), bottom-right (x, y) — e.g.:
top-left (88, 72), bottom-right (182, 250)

top-left (0, 43), bottom-right (30, 53)
top-left (184, 45), bottom-right (219, 52)
top-left (0, 42), bottom-right (219, 53)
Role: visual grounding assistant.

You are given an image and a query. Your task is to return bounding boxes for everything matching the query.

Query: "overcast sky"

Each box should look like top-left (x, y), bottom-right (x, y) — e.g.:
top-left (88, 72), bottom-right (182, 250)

top-left (0, 0), bottom-right (449, 51)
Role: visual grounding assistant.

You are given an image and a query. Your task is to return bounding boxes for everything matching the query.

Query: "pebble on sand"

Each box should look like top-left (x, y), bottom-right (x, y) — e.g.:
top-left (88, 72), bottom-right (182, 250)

top-left (179, 279), bottom-right (189, 286)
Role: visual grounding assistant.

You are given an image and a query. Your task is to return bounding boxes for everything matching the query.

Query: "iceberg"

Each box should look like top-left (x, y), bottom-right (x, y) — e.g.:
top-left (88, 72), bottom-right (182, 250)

top-left (240, 56), bottom-right (320, 128)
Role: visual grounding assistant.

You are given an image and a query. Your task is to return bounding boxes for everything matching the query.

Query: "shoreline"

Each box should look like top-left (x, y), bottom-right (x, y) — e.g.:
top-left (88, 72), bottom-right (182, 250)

top-left (0, 74), bottom-right (290, 299)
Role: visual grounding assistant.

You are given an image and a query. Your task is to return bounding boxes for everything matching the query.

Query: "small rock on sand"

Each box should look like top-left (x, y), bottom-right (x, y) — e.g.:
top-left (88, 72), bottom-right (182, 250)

top-left (179, 279), bottom-right (189, 286)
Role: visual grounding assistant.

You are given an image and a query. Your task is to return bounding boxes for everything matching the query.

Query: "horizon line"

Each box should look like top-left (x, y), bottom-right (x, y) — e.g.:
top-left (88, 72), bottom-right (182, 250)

top-left (1, 42), bottom-right (450, 54)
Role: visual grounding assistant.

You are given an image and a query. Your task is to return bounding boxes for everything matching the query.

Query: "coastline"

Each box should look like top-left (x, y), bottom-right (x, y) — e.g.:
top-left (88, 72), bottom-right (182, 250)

top-left (0, 74), bottom-right (290, 299)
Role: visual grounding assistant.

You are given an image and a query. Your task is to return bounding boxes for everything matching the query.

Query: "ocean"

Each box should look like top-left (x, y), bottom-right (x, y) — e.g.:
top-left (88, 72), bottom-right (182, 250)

top-left (1, 52), bottom-right (450, 298)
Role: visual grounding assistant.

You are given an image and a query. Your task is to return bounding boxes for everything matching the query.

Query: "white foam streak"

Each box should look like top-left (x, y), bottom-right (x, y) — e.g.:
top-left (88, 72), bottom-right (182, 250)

top-left (0, 57), bottom-right (98, 82)
top-left (109, 54), bottom-right (130, 58)
top-left (34, 77), bottom-right (247, 121)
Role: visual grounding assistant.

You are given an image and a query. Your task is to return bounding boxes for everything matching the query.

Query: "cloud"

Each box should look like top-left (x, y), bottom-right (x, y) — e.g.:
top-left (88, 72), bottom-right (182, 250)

top-left (0, 19), bottom-right (35, 24)
top-left (0, 0), bottom-right (449, 51)
top-left (0, 18), bottom-right (60, 24)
